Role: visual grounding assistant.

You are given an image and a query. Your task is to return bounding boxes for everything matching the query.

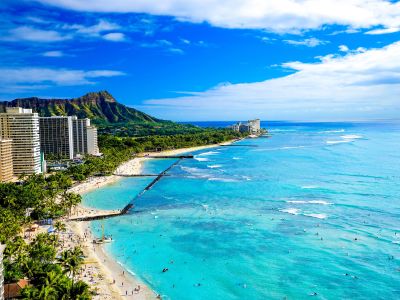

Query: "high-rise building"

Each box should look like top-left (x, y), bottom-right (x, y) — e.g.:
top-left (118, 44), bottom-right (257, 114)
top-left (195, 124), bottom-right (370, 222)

top-left (248, 119), bottom-right (261, 134)
top-left (0, 139), bottom-right (13, 183)
top-left (72, 117), bottom-right (88, 155)
top-left (0, 108), bottom-right (41, 175)
top-left (40, 116), bottom-right (74, 160)
top-left (72, 118), bottom-right (99, 156)
top-left (87, 126), bottom-right (99, 155)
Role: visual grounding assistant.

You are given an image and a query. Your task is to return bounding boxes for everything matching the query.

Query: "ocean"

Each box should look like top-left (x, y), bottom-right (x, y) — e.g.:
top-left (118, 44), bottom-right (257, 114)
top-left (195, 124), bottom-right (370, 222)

top-left (84, 121), bottom-right (400, 300)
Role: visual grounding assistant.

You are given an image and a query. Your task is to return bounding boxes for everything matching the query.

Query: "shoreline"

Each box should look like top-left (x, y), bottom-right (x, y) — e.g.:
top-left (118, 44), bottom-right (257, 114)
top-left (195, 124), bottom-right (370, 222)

top-left (68, 221), bottom-right (156, 299)
top-left (68, 140), bottom-right (238, 299)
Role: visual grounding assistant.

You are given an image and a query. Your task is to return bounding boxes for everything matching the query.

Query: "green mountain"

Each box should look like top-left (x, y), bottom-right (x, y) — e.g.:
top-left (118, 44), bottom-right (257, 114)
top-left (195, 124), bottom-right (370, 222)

top-left (0, 91), bottom-right (163, 124)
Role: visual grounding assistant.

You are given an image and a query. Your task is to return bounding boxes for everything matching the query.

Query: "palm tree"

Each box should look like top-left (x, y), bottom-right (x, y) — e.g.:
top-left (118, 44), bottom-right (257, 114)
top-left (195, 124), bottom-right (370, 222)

top-left (54, 221), bottom-right (66, 233)
top-left (69, 280), bottom-right (91, 300)
top-left (58, 247), bottom-right (84, 280)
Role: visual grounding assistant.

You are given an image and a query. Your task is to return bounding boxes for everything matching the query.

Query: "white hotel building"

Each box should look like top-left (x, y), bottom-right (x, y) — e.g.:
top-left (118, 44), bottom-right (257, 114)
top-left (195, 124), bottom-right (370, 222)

top-left (0, 108), bottom-right (42, 175)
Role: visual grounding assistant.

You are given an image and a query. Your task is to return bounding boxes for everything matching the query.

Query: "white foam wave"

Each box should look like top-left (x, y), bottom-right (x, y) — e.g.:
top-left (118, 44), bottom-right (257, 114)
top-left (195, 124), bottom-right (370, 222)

top-left (301, 185), bottom-right (318, 189)
top-left (279, 208), bottom-right (301, 215)
top-left (392, 241), bottom-right (400, 245)
top-left (208, 177), bottom-right (238, 182)
top-left (321, 129), bottom-right (345, 133)
top-left (341, 134), bottom-right (363, 140)
top-left (287, 200), bottom-right (333, 205)
top-left (281, 146), bottom-right (306, 150)
top-left (326, 140), bottom-right (350, 145)
top-left (232, 157), bottom-right (241, 160)
top-left (198, 151), bottom-right (219, 156)
top-left (194, 157), bottom-right (209, 162)
top-left (303, 213), bottom-right (327, 219)
top-left (207, 164), bottom-right (222, 169)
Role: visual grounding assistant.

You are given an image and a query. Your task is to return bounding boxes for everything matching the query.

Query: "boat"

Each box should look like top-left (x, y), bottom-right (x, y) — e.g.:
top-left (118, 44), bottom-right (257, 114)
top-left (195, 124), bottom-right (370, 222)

top-left (93, 223), bottom-right (113, 244)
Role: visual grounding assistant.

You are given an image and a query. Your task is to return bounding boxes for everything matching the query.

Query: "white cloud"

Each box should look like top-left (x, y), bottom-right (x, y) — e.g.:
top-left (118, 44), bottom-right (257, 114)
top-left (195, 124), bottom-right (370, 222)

top-left (141, 42), bottom-right (400, 121)
top-left (102, 32), bottom-right (126, 42)
top-left (0, 67), bottom-right (125, 92)
top-left (338, 45), bottom-right (349, 52)
top-left (42, 50), bottom-right (64, 57)
top-left (1, 26), bottom-right (71, 42)
top-left (37, 0), bottom-right (400, 33)
top-left (365, 27), bottom-right (400, 35)
top-left (284, 38), bottom-right (328, 47)
top-left (168, 48), bottom-right (184, 54)
top-left (1, 20), bottom-right (126, 44)
top-left (63, 20), bottom-right (121, 36)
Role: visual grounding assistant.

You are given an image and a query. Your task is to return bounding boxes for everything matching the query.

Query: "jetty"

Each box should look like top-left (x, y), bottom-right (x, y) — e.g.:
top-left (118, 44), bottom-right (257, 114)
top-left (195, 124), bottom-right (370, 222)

top-left (69, 157), bottom-right (188, 222)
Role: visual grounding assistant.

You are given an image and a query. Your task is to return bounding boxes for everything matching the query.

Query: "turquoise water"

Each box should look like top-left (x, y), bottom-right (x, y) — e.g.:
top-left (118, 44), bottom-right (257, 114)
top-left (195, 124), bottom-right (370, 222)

top-left (85, 122), bottom-right (400, 299)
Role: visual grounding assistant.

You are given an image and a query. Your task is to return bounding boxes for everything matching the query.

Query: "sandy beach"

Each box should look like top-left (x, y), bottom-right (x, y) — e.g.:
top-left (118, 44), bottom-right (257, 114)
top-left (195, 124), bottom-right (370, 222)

top-left (69, 157), bottom-right (147, 195)
top-left (67, 221), bottom-right (157, 300)
top-left (67, 140), bottom-right (238, 299)
top-left (139, 140), bottom-right (237, 158)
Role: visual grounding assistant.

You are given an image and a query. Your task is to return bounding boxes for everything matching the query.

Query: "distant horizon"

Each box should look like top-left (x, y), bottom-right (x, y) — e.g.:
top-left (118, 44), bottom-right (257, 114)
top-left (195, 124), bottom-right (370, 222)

top-left (180, 119), bottom-right (400, 124)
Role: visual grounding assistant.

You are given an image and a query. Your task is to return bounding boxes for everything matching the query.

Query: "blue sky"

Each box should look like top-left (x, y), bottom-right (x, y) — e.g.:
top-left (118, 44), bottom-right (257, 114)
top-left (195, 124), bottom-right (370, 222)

top-left (1, 0), bottom-right (400, 121)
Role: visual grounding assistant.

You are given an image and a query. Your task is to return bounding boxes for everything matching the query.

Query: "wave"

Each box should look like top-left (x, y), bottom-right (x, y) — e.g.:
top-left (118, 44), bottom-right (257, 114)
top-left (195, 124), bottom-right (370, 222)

top-left (208, 177), bottom-right (238, 182)
top-left (194, 156), bottom-right (210, 162)
top-left (326, 140), bottom-right (352, 145)
top-left (320, 129), bottom-right (345, 133)
top-left (341, 134), bottom-right (363, 140)
top-left (303, 213), bottom-right (327, 219)
top-left (232, 157), bottom-right (241, 160)
top-left (280, 208), bottom-right (328, 219)
top-left (281, 146), bottom-right (306, 150)
top-left (207, 164), bottom-right (222, 169)
top-left (279, 208), bottom-right (301, 215)
top-left (286, 200), bottom-right (333, 205)
top-left (198, 151), bottom-right (220, 156)
top-left (326, 134), bottom-right (364, 145)
top-left (301, 185), bottom-right (318, 189)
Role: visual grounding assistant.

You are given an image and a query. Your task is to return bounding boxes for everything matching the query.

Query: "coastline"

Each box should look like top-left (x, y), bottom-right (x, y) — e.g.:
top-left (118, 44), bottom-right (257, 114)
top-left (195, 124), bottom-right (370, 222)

top-left (68, 221), bottom-right (156, 299)
top-left (68, 140), bottom-right (238, 299)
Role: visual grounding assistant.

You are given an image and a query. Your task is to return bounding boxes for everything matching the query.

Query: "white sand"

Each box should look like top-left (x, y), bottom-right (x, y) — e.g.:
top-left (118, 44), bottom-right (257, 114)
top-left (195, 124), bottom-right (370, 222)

top-left (68, 221), bottom-right (157, 300)
top-left (69, 157), bottom-right (146, 195)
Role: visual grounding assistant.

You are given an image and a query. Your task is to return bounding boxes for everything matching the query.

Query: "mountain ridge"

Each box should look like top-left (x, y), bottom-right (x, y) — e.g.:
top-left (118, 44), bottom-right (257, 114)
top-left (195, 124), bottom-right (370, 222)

top-left (0, 91), bottom-right (163, 124)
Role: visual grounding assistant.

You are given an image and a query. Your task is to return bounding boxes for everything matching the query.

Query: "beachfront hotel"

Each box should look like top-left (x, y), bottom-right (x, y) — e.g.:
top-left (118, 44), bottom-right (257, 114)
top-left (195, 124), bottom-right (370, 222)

top-left (86, 125), bottom-right (99, 156)
top-left (39, 116), bottom-right (100, 159)
top-left (0, 139), bottom-right (13, 183)
top-left (40, 116), bottom-right (74, 160)
top-left (72, 117), bottom-right (100, 156)
top-left (231, 119), bottom-right (261, 134)
top-left (0, 108), bottom-right (42, 175)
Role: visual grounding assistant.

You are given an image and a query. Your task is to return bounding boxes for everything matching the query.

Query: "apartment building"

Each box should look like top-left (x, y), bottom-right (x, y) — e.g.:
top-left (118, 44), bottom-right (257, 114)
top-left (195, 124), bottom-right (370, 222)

top-left (72, 117), bottom-right (99, 156)
top-left (87, 125), bottom-right (99, 155)
top-left (0, 108), bottom-right (41, 175)
top-left (40, 116), bottom-right (74, 160)
top-left (0, 139), bottom-right (13, 182)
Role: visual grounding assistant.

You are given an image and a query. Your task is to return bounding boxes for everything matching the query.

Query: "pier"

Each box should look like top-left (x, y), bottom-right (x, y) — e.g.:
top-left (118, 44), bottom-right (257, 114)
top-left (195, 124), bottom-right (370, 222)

top-left (70, 157), bottom-right (186, 222)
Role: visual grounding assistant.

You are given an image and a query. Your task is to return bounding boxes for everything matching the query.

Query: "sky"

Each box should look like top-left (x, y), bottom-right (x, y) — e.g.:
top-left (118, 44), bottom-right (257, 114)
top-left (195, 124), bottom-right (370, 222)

top-left (1, 0), bottom-right (400, 121)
